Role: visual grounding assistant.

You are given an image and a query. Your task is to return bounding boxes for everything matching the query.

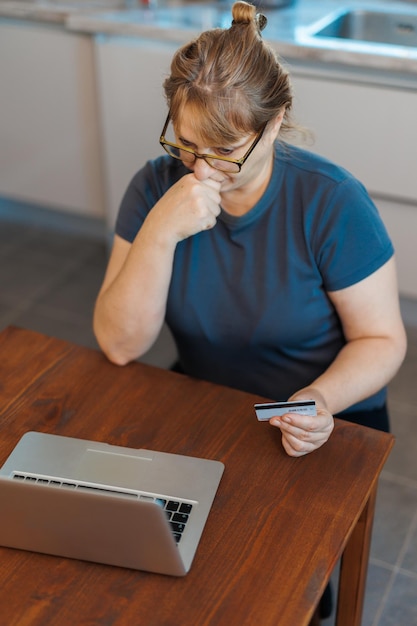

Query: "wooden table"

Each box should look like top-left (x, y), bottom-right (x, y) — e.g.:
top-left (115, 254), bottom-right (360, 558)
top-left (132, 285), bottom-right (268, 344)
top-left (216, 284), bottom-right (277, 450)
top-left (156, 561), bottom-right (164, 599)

top-left (0, 326), bottom-right (394, 626)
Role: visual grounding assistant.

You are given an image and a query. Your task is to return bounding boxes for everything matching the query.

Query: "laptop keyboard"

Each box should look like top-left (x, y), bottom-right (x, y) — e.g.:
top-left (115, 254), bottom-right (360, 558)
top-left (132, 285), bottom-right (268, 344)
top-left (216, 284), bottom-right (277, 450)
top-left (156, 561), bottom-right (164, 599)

top-left (12, 472), bottom-right (194, 544)
top-left (150, 497), bottom-right (193, 543)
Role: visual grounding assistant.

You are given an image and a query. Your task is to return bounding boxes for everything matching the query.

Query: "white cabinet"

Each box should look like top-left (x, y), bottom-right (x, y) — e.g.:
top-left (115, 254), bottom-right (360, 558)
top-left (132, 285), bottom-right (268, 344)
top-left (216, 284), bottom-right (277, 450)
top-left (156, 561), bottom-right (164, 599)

top-left (290, 73), bottom-right (417, 203)
top-left (290, 69), bottom-right (417, 298)
top-left (94, 35), bottom-right (180, 231)
top-left (377, 198), bottom-right (417, 299)
top-left (0, 20), bottom-right (105, 217)
top-left (94, 34), bottom-right (180, 367)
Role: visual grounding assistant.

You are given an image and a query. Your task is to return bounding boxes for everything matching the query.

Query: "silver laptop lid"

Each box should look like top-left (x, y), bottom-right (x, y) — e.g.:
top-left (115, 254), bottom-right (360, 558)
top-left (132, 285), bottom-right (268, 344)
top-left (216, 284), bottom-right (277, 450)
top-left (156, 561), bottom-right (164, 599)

top-left (0, 431), bottom-right (224, 500)
top-left (0, 432), bottom-right (224, 574)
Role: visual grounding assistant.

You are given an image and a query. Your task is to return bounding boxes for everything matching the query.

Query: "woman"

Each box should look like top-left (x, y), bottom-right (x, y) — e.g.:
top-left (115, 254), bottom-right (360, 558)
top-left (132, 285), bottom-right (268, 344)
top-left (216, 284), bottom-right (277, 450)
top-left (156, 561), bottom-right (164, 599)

top-left (94, 1), bottom-right (406, 459)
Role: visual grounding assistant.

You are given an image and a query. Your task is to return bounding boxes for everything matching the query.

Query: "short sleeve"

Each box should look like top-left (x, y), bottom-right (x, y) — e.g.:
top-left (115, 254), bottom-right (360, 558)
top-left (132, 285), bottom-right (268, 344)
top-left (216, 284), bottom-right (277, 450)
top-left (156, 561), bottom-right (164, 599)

top-left (310, 177), bottom-right (394, 292)
top-left (115, 156), bottom-right (188, 244)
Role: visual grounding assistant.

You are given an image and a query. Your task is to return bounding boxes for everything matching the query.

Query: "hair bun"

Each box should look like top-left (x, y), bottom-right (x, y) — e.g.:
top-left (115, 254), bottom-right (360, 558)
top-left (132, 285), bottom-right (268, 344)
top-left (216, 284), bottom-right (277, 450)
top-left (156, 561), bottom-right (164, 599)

top-left (230, 1), bottom-right (267, 34)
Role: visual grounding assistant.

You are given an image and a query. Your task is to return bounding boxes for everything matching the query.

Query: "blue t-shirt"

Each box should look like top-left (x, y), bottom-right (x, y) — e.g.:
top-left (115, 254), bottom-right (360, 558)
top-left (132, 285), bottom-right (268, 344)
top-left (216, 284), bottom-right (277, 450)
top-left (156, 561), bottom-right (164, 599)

top-left (116, 143), bottom-right (394, 412)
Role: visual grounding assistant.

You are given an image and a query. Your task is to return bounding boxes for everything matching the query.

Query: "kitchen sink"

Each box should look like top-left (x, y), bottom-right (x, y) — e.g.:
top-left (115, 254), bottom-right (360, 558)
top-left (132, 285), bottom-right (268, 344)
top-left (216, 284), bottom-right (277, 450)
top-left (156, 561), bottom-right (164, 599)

top-left (305, 8), bottom-right (417, 48)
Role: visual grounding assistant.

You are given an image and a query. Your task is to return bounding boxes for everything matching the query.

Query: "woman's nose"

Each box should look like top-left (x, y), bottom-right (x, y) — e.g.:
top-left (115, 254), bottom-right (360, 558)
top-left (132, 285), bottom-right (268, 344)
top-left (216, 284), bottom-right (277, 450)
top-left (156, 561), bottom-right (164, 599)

top-left (192, 156), bottom-right (215, 180)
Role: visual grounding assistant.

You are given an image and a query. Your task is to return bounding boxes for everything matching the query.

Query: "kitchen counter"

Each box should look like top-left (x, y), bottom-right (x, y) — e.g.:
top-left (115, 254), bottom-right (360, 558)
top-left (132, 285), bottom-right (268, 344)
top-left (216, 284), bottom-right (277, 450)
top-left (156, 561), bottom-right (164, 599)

top-left (1, 0), bottom-right (417, 74)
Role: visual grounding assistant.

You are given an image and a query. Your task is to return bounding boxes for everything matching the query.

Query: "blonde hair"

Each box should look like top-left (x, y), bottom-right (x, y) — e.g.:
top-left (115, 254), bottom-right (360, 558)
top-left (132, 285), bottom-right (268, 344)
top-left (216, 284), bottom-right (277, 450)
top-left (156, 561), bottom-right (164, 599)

top-left (163, 1), bottom-right (296, 145)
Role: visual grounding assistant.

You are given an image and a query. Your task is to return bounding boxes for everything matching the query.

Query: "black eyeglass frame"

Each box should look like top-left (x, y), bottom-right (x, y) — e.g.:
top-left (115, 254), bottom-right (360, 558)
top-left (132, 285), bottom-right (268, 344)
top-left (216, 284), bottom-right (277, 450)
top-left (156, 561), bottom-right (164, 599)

top-left (159, 113), bottom-right (267, 173)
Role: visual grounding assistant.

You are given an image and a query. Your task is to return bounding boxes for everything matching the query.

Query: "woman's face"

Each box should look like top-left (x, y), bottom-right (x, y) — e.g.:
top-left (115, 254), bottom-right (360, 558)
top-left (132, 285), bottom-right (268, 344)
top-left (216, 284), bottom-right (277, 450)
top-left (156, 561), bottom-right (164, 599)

top-left (173, 107), bottom-right (284, 193)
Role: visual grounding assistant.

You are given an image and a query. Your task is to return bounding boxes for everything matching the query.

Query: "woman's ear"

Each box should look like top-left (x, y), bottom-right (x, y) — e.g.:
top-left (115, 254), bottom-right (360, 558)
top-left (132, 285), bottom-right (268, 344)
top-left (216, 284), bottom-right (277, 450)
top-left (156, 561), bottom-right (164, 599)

top-left (264, 108), bottom-right (286, 143)
top-left (269, 108), bottom-right (286, 138)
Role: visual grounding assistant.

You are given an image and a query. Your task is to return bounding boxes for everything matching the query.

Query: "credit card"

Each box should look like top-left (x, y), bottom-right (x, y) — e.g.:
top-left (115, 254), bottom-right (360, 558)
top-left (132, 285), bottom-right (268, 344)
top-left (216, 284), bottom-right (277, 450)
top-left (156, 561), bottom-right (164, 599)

top-left (254, 400), bottom-right (317, 421)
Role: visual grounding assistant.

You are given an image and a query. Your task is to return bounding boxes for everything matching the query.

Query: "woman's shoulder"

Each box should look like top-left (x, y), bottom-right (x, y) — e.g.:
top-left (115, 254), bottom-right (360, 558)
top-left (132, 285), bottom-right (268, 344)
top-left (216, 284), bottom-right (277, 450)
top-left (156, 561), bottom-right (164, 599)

top-left (274, 142), bottom-right (356, 187)
top-left (116, 155), bottom-right (187, 243)
top-left (130, 154), bottom-right (187, 190)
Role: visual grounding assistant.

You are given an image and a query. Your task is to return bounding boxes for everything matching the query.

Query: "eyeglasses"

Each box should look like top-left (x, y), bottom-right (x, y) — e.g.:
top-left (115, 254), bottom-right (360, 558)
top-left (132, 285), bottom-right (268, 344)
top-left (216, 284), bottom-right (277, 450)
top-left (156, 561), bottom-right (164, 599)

top-left (159, 113), bottom-right (267, 174)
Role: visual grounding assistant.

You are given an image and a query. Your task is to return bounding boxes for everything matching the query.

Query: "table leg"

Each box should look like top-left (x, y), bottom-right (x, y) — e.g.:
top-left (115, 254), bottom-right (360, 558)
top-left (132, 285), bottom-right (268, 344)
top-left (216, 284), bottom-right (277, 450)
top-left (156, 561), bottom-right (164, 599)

top-left (335, 484), bottom-right (378, 626)
top-left (308, 609), bottom-right (320, 626)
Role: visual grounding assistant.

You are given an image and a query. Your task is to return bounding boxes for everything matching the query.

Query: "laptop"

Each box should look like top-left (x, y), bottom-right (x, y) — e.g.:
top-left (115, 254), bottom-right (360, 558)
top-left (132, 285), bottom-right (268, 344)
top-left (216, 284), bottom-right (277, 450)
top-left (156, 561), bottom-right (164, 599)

top-left (0, 431), bottom-right (224, 576)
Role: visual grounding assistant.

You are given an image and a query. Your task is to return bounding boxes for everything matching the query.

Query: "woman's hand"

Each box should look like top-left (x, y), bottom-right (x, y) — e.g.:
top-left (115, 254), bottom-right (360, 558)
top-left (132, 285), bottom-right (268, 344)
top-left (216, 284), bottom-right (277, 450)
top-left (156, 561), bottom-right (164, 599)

top-left (148, 173), bottom-right (222, 244)
top-left (93, 173), bottom-right (221, 366)
top-left (269, 388), bottom-right (334, 457)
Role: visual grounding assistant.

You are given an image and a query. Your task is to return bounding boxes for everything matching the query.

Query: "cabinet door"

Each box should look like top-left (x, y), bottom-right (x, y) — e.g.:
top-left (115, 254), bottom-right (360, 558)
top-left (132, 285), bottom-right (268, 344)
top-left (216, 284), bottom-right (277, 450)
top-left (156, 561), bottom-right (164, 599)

top-left (378, 198), bottom-right (417, 298)
top-left (94, 36), bottom-right (185, 367)
top-left (0, 20), bottom-right (104, 217)
top-left (94, 35), bottom-right (179, 230)
top-left (291, 74), bottom-right (417, 203)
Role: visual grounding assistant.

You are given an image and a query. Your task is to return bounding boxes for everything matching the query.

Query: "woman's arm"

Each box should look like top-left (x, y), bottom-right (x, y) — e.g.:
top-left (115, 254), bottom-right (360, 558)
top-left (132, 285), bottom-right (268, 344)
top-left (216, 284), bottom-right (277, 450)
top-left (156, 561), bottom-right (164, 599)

top-left (271, 256), bottom-right (407, 456)
top-left (93, 230), bottom-right (175, 365)
top-left (93, 173), bottom-right (221, 365)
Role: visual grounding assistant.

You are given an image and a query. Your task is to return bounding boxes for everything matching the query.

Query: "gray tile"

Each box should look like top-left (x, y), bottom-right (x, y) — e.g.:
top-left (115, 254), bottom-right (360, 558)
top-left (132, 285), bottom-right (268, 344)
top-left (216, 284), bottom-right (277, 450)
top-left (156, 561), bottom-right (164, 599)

top-left (0, 299), bottom-right (28, 331)
top-left (363, 563), bottom-right (395, 626)
top-left (0, 220), bottom-right (34, 255)
top-left (1, 226), bottom-right (107, 315)
top-left (0, 227), bottom-right (96, 304)
top-left (400, 510), bottom-right (417, 575)
top-left (404, 326), bottom-right (417, 354)
top-left (378, 571), bottom-right (417, 626)
top-left (38, 257), bottom-right (106, 320)
top-left (384, 401), bottom-right (417, 482)
top-left (400, 299), bottom-right (417, 333)
top-left (371, 478), bottom-right (417, 566)
top-left (14, 229), bottom-right (105, 268)
top-left (0, 255), bottom-right (66, 304)
top-left (385, 329), bottom-right (417, 484)
top-left (11, 305), bottom-right (99, 350)
top-left (388, 350), bottom-right (417, 406)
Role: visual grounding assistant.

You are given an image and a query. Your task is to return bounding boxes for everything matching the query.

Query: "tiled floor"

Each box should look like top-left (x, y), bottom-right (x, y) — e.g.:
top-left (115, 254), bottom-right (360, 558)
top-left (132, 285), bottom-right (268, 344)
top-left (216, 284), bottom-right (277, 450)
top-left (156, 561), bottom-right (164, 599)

top-left (322, 326), bottom-right (417, 626)
top-left (1, 215), bottom-right (417, 625)
top-left (0, 215), bottom-right (177, 367)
